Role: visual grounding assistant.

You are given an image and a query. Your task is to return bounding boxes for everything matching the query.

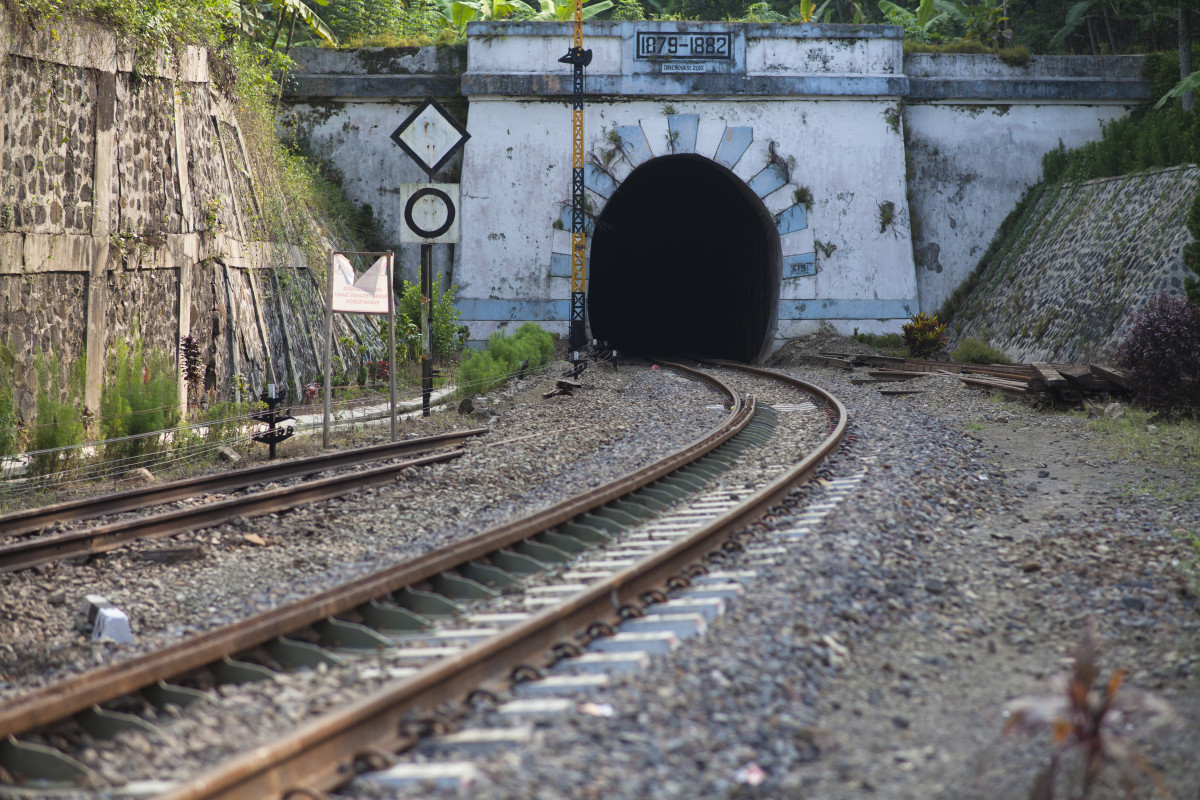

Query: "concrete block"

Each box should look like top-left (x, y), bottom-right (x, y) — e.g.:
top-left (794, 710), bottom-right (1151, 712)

top-left (575, 558), bottom-right (636, 571)
top-left (416, 726), bottom-right (533, 756)
top-left (390, 645), bottom-right (466, 663)
top-left (680, 582), bottom-right (744, 602)
top-left (0, 234), bottom-right (24, 275)
top-left (713, 125), bottom-right (753, 169)
top-left (466, 612), bottom-right (530, 626)
top-left (514, 673), bottom-right (610, 696)
top-left (587, 631), bottom-right (677, 655)
top-left (639, 115), bottom-right (670, 158)
top-left (620, 612), bottom-right (707, 639)
top-left (354, 762), bottom-right (477, 792)
top-left (655, 597), bottom-right (727, 620)
top-left (496, 698), bottom-right (574, 718)
top-left (557, 650), bottom-right (651, 674)
top-left (92, 607), bottom-right (133, 644)
top-left (526, 584), bottom-right (589, 597)
top-left (667, 114), bottom-right (699, 154)
top-left (696, 570), bottom-right (757, 583)
top-left (559, 569), bottom-right (615, 582)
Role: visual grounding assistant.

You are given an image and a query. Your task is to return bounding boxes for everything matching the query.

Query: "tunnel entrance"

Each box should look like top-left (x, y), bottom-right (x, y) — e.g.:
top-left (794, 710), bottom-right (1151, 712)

top-left (587, 154), bottom-right (781, 362)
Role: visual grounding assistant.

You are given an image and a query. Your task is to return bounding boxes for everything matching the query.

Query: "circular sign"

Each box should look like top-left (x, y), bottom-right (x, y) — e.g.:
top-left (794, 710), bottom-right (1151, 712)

top-left (404, 187), bottom-right (456, 239)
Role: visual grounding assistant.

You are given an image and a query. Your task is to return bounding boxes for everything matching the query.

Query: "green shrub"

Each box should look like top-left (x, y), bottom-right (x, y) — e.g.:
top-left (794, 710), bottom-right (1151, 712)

top-left (101, 341), bottom-right (181, 466)
top-left (902, 312), bottom-right (948, 358)
top-left (1040, 106), bottom-right (1196, 185)
top-left (199, 400), bottom-right (256, 446)
top-left (457, 323), bottom-right (555, 396)
top-left (851, 330), bottom-right (906, 355)
top-left (0, 342), bottom-right (19, 458)
top-left (396, 275), bottom-right (469, 362)
top-left (30, 352), bottom-right (87, 478)
top-left (952, 337), bottom-right (1013, 365)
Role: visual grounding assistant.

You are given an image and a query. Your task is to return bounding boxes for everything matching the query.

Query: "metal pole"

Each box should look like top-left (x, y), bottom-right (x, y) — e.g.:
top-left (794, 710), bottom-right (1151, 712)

top-left (322, 251), bottom-right (335, 448)
top-left (387, 252), bottom-right (398, 441)
top-left (421, 243), bottom-right (433, 417)
top-left (561, 0), bottom-right (590, 352)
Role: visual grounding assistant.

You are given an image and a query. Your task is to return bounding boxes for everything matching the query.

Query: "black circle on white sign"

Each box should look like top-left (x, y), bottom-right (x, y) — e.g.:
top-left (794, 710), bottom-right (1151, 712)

top-left (404, 187), bottom-right (455, 238)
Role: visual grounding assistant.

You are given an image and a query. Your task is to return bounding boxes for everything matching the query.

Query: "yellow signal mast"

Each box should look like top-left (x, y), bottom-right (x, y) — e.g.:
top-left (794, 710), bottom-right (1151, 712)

top-left (558, 0), bottom-right (592, 352)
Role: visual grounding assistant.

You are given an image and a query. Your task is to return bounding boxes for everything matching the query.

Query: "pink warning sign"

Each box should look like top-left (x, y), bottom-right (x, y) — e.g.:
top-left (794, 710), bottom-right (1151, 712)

top-left (331, 254), bottom-right (390, 314)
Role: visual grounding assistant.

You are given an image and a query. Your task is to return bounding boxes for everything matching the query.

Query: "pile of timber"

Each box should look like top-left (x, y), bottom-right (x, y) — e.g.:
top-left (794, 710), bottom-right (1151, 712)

top-left (814, 351), bottom-right (1129, 403)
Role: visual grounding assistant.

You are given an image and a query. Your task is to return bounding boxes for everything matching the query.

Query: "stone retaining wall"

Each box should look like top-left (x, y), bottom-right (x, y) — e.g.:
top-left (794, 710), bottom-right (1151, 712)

top-left (949, 165), bottom-right (1198, 364)
top-left (0, 10), bottom-right (373, 424)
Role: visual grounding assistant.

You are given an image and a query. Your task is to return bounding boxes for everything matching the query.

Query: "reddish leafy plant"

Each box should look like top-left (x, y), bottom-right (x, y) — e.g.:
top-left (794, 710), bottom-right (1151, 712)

top-left (1116, 292), bottom-right (1200, 414)
top-left (1002, 622), bottom-right (1175, 799)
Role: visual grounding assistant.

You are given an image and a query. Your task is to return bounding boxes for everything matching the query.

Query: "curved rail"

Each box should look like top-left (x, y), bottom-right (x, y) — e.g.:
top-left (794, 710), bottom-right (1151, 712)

top-left (158, 364), bottom-right (846, 800)
top-left (0, 449), bottom-right (469, 573)
top-left (0, 364), bottom-right (746, 742)
top-left (0, 428), bottom-right (487, 539)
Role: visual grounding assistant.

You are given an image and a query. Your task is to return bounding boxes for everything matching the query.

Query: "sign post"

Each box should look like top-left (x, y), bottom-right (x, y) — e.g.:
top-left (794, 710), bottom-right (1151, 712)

top-left (391, 98), bottom-right (469, 417)
top-left (324, 251), bottom-right (396, 447)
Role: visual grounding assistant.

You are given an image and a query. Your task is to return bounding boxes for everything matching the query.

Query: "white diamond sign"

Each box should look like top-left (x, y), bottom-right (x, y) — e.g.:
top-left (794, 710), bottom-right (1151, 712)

top-left (390, 97), bottom-right (470, 178)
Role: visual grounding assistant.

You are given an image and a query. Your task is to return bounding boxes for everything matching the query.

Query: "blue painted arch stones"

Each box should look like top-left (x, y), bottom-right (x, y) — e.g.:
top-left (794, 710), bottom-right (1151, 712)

top-left (548, 116), bottom-right (816, 287)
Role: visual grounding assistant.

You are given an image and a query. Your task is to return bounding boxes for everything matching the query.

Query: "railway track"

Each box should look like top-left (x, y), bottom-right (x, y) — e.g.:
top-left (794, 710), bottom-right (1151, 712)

top-left (0, 362), bottom-right (847, 800)
top-left (0, 429), bottom-right (486, 573)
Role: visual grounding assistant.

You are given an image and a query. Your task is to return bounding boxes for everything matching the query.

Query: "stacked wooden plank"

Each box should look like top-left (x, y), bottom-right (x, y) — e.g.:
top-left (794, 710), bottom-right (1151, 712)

top-left (815, 350), bottom-right (1128, 403)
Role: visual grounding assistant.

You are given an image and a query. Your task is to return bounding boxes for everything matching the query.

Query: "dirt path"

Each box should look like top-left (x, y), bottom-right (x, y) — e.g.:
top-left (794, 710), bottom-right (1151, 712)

top-left (789, 372), bottom-right (1199, 800)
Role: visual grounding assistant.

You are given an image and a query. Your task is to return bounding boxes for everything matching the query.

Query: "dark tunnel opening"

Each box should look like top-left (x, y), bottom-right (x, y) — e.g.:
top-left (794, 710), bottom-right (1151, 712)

top-left (587, 154), bottom-right (781, 362)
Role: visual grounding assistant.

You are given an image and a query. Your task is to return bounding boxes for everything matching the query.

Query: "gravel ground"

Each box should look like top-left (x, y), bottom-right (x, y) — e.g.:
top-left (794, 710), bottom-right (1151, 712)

top-left (0, 362), bottom-right (726, 700)
top-left (5, 365), bottom-right (831, 793)
top-left (351, 344), bottom-right (1200, 800)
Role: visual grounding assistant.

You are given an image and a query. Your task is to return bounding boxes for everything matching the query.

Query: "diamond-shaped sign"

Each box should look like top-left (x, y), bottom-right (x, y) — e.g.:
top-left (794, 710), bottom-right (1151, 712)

top-left (390, 97), bottom-right (470, 178)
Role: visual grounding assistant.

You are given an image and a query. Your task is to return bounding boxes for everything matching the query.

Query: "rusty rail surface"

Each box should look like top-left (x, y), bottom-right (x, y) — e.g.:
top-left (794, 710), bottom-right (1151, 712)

top-left (0, 362), bottom-right (743, 741)
top-left (0, 449), bottom-right (468, 574)
top-left (158, 363), bottom-right (846, 800)
top-left (0, 428), bottom-right (486, 538)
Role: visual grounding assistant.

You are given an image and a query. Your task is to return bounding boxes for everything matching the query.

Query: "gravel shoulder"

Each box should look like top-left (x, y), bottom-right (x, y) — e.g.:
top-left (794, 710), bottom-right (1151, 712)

top-left (420, 356), bottom-right (1200, 800)
top-left (0, 363), bottom-right (726, 699)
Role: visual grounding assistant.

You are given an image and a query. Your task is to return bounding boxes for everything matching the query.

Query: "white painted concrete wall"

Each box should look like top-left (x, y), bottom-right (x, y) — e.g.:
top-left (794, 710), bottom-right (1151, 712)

top-left (903, 53), bottom-right (1145, 314)
top-left (458, 22), bottom-right (918, 348)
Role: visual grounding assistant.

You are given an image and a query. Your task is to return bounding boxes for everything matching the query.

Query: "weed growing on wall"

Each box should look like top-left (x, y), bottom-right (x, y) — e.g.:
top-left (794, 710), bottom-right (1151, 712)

top-left (101, 341), bottom-right (181, 466)
top-left (0, 342), bottom-right (20, 458)
top-left (1182, 192), bottom-right (1200, 305)
top-left (951, 337), bottom-right (1012, 364)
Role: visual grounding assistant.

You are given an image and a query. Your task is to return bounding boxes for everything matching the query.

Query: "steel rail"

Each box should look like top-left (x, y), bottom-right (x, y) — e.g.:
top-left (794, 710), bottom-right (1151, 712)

top-left (0, 429), bottom-right (487, 538)
top-left (0, 448), bottom-right (467, 574)
top-left (158, 364), bottom-right (846, 800)
top-left (0, 362), bottom-right (742, 741)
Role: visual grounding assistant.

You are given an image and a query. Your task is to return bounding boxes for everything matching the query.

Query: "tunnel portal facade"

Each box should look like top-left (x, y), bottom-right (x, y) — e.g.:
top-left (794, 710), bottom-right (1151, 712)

top-left (282, 21), bottom-right (1147, 358)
